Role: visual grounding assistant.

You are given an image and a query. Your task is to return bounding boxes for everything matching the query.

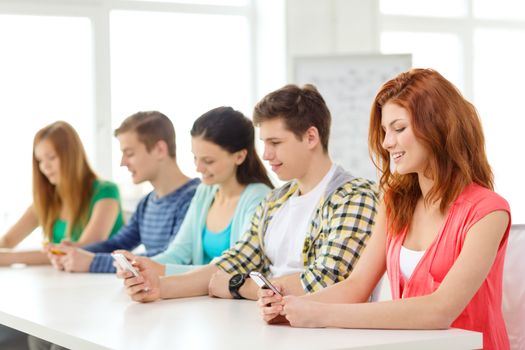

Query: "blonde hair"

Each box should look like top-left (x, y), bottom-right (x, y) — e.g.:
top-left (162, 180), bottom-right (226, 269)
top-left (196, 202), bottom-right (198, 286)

top-left (32, 121), bottom-right (97, 241)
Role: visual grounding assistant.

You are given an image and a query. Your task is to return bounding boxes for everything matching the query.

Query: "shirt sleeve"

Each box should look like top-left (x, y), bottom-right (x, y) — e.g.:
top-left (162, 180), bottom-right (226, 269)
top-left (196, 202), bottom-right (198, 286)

top-left (214, 199), bottom-right (267, 274)
top-left (92, 180), bottom-right (121, 202)
top-left (152, 185), bottom-right (203, 265)
top-left (84, 197), bottom-right (145, 273)
top-left (300, 183), bottom-right (378, 292)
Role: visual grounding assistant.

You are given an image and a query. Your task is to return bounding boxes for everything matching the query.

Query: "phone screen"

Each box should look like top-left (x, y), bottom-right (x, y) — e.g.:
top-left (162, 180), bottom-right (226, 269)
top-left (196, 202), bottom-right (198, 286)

top-left (249, 271), bottom-right (281, 295)
top-left (112, 253), bottom-right (139, 277)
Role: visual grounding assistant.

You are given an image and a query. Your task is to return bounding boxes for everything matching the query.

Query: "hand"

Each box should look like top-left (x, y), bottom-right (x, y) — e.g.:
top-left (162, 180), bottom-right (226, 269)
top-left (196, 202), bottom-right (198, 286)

top-left (44, 243), bottom-right (66, 271)
top-left (121, 256), bottom-right (161, 303)
top-left (113, 250), bottom-right (165, 277)
top-left (257, 284), bottom-right (288, 324)
top-left (208, 269), bottom-right (233, 299)
top-left (113, 250), bottom-right (138, 277)
top-left (56, 244), bottom-right (95, 273)
top-left (281, 295), bottom-right (324, 328)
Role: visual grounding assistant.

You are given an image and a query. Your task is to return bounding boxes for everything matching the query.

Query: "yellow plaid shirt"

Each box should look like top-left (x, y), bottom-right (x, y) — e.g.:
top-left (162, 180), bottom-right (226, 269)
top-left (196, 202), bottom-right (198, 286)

top-left (215, 166), bottom-right (378, 292)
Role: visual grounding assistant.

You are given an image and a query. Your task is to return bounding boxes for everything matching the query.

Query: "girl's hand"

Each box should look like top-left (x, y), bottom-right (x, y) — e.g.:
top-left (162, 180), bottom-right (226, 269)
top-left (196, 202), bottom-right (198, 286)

top-left (281, 295), bottom-right (325, 328)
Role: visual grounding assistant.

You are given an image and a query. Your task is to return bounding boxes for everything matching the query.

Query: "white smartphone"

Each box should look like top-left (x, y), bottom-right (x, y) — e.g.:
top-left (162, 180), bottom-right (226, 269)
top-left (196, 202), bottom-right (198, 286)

top-left (111, 253), bottom-right (139, 277)
top-left (249, 271), bottom-right (281, 295)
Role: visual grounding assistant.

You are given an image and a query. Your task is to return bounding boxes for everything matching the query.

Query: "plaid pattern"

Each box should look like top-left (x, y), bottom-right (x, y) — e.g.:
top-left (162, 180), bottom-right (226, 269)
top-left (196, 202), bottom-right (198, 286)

top-left (215, 166), bottom-right (378, 292)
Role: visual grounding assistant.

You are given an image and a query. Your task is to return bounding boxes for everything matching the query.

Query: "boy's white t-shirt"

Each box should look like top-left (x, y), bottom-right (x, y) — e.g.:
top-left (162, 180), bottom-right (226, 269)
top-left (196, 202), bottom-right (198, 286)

top-left (264, 164), bottom-right (336, 278)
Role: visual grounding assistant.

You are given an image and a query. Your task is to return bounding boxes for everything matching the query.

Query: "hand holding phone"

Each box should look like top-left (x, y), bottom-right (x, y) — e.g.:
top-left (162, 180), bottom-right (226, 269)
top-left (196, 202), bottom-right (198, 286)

top-left (112, 253), bottom-right (139, 277)
top-left (42, 241), bottom-right (66, 256)
top-left (249, 271), bottom-right (281, 296)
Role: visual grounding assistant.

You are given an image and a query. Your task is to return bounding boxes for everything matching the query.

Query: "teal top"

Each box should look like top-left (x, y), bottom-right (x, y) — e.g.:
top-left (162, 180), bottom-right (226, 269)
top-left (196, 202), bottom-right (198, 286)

top-left (153, 182), bottom-right (271, 275)
top-left (202, 222), bottom-right (232, 264)
top-left (51, 179), bottom-right (124, 243)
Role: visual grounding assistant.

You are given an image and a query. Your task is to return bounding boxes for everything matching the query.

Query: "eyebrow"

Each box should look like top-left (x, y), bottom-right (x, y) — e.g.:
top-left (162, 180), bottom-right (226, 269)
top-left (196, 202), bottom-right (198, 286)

top-left (261, 137), bottom-right (282, 142)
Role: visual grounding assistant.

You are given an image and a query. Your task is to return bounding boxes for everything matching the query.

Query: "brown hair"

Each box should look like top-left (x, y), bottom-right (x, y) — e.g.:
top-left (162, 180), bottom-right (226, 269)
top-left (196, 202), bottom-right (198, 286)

top-left (368, 68), bottom-right (493, 235)
top-left (253, 84), bottom-right (331, 152)
top-left (114, 111), bottom-right (176, 158)
top-left (32, 121), bottom-right (97, 240)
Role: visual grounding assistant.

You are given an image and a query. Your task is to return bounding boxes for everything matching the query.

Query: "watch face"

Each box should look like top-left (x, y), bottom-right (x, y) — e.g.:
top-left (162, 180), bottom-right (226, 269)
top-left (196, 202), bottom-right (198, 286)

top-left (230, 274), bottom-right (244, 287)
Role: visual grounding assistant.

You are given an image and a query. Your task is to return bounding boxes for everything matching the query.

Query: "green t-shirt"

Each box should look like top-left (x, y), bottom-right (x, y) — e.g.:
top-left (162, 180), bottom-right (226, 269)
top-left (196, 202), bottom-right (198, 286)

top-left (51, 179), bottom-right (124, 243)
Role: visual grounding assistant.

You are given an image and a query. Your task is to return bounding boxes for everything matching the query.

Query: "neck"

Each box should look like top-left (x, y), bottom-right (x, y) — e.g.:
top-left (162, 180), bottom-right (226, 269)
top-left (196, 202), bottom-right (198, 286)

top-left (296, 152), bottom-right (333, 195)
top-left (417, 172), bottom-right (442, 210)
top-left (151, 159), bottom-right (190, 198)
top-left (215, 177), bottom-right (246, 202)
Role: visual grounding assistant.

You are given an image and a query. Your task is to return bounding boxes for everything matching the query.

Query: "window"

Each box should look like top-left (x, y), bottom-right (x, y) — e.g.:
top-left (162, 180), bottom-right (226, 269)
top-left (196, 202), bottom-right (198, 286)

top-left (110, 10), bottom-right (251, 198)
top-left (380, 0), bottom-right (467, 18)
top-left (0, 15), bottom-right (93, 239)
top-left (0, 0), bottom-right (285, 245)
top-left (381, 31), bottom-right (463, 90)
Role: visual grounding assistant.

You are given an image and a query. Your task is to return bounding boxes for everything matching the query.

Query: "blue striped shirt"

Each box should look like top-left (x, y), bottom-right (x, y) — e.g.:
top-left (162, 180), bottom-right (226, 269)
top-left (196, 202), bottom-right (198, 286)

top-left (84, 178), bottom-right (200, 273)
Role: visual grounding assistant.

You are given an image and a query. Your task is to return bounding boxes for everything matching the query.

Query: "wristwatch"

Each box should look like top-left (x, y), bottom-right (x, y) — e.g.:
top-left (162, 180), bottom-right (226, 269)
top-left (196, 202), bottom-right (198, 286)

top-left (229, 273), bottom-right (248, 299)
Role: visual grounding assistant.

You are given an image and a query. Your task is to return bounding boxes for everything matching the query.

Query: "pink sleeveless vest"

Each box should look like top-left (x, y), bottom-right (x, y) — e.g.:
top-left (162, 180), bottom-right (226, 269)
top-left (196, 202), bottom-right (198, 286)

top-left (386, 184), bottom-right (511, 350)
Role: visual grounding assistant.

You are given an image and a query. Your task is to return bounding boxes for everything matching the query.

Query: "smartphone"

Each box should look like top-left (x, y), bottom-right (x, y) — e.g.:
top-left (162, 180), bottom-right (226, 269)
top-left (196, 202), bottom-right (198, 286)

top-left (111, 253), bottom-right (139, 277)
top-left (249, 271), bottom-right (281, 295)
top-left (49, 248), bottom-right (66, 256)
top-left (42, 241), bottom-right (66, 255)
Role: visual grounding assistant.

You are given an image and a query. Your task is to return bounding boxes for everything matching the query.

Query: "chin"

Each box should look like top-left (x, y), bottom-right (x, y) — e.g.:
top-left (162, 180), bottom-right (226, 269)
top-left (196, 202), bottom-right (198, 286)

top-left (276, 172), bottom-right (293, 182)
top-left (201, 174), bottom-right (217, 184)
top-left (131, 176), bottom-right (143, 184)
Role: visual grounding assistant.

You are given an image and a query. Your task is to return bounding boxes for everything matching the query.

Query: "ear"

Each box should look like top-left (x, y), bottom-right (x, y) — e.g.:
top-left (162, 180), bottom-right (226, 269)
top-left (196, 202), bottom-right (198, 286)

top-left (153, 140), bottom-right (169, 159)
top-left (303, 126), bottom-right (320, 150)
top-left (234, 149), bottom-right (248, 165)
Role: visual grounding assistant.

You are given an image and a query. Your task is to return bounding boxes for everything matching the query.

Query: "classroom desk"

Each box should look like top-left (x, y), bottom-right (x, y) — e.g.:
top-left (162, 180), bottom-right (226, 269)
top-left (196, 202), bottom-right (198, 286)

top-left (0, 266), bottom-right (482, 350)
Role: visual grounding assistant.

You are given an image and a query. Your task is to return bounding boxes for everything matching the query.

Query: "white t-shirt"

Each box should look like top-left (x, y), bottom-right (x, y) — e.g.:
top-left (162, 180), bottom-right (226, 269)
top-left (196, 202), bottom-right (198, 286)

top-left (264, 164), bottom-right (336, 278)
top-left (399, 245), bottom-right (425, 280)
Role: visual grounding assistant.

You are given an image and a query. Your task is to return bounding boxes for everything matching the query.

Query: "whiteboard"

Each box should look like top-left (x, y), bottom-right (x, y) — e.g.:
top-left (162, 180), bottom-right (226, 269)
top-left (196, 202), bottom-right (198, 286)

top-left (293, 54), bottom-right (412, 182)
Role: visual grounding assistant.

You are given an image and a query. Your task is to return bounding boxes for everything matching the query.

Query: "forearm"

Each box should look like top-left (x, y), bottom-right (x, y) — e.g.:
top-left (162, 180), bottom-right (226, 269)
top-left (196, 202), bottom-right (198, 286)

top-left (303, 276), bottom-right (371, 304)
top-left (320, 295), bottom-right (450, 329)
top-left (0, 237), bottom-right (9, 248)
top-left (0, 250), bottom-right (50, 266)
top-left (240, 273), bottom-right (307, 300)
top-left (159, 264), bottom-right (218, 299)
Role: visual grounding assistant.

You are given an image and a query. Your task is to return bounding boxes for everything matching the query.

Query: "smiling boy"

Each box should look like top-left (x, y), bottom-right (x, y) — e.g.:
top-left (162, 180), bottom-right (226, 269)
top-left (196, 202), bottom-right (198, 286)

top-left (121, 85), bottom-right (378, 302)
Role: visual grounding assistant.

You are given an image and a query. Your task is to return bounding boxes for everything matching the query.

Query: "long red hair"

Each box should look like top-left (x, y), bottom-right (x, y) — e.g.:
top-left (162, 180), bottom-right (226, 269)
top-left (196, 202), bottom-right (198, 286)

top-left (32, 121), bottom-right (97, 241)
top-left (368, 69), bottom-right (493, 235)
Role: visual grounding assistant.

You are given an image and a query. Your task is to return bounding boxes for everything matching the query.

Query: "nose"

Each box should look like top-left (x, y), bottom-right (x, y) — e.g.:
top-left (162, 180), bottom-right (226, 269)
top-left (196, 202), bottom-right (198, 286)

top-left (263, 146), bottom-right (273, 161)
top-left (382, 131), bottom-right (395, 150)
top-left (195, 160), bottom-right (205, 173)
top-left (120, 154), bottom-right (126, 167)
top-left (40, 160), bottom-right (50, 173)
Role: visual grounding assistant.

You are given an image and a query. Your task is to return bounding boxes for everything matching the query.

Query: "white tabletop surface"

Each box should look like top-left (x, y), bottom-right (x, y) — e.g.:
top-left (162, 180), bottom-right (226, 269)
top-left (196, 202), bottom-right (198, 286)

top-left (0, 266), bottom-right (482, 350)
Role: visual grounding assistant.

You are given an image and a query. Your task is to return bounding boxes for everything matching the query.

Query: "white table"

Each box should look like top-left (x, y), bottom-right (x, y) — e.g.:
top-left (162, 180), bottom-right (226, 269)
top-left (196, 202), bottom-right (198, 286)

top-left (0, 266), bottom-right (482, 350)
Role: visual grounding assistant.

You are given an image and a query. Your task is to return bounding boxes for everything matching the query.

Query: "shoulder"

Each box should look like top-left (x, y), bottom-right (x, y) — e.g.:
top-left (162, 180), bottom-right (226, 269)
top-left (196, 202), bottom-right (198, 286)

top-left (264, 180), bottom-right (297, 203)
top-left (243, 183), bottom-right (272, 199)
top-left (178, 178), bottom-right (201, 196)
top-left (327, 176), bottom-right (379, 206)
top-left (92, 179), bottom-right (120, 199)
top-left (164, 178), bottom-right (201, 204)
top-left (191, 183), bottom-right (216, 201)
top-left (456, 183), bottom-right (510, 213)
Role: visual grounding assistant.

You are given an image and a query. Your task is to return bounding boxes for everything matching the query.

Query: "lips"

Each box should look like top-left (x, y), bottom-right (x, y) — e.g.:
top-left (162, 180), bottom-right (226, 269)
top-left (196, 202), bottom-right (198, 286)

top-left (392, 152), bottom-right (405, 163)
top-left (270, 163), bottom-right (282, 172)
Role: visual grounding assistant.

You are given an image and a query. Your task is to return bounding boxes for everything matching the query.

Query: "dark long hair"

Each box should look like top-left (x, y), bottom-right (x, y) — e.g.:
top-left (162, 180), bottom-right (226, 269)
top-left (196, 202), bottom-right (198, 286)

top-left (191, 106), bottom-right (273, 189)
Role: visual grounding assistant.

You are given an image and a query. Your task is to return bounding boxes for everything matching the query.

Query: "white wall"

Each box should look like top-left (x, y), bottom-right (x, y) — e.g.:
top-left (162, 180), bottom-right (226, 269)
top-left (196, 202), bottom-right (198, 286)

top-left (286, 0), bottom-right (378, 80)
